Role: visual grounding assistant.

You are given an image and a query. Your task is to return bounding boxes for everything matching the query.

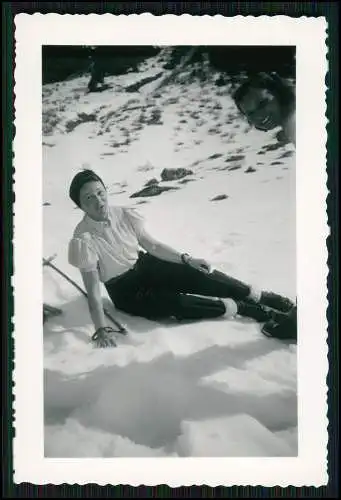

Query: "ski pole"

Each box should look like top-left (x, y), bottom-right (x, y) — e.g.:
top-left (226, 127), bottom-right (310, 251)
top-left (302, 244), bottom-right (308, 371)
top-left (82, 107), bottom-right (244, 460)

top-left (43, 255), bottom-right (127, 335)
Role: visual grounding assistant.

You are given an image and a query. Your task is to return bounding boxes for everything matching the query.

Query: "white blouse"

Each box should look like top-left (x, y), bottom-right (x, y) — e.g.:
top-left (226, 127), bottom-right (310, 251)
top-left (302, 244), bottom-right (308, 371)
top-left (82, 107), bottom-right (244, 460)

top-left (68, 205), bottom-right (145, 283)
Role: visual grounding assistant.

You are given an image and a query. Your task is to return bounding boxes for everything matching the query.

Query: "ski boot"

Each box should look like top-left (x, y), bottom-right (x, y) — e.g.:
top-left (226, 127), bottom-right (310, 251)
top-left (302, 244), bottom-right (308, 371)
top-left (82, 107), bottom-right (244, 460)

top-left (261, 305), bottom-right (297, 341)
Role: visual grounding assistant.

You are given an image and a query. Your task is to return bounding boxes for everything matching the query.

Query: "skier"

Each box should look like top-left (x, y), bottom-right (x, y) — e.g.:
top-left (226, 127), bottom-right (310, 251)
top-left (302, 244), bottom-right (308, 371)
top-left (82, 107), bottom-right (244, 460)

top-left (233, 71), bottom-right (296, 145)
top-left (68, 169), bottom-right (296, 348)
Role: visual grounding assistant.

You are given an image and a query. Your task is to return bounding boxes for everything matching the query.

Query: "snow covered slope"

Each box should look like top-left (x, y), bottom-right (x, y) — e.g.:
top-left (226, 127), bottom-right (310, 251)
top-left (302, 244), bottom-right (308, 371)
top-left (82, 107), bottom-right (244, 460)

top-left (43, 50), bottom-right (297, 457)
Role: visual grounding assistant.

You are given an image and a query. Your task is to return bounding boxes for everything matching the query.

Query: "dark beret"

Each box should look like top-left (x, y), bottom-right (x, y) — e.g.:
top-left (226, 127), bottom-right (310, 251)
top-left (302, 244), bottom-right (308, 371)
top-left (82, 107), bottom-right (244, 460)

top-left (69, 169), bottom-right (105, 207)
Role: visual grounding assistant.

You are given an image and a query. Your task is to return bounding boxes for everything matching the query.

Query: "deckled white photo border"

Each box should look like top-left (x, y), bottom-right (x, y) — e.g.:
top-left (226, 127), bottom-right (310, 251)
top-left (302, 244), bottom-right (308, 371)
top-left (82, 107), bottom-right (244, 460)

top-left (13, 14), bottom-right (329, 486)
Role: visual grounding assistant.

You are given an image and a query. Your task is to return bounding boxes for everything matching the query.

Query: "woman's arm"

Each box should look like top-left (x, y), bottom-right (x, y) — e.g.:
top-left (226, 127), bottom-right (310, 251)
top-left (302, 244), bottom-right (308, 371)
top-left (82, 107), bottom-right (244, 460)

top-left (81, 269), bottom-right (116, 347)
top-left (138, 229), bottom-right (184, 264)
top-left (138, 228), bottom-right (211, 272)
top-left (81, 268), bottom-right (108, 330)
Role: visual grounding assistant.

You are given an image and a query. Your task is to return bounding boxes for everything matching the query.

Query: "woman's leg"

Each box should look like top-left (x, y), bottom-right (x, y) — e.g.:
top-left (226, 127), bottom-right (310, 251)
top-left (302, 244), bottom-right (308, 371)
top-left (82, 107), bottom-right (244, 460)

top-left (108, 281), bottom-right (275, 324)
top-left (137, 253), bottom-right (252, 301)
top-left (105, 273), bottom-right (230, 321)
top-left (105, 256), bottom-right (293, 324)
top-left (137, 253), bottom-right (294, 312)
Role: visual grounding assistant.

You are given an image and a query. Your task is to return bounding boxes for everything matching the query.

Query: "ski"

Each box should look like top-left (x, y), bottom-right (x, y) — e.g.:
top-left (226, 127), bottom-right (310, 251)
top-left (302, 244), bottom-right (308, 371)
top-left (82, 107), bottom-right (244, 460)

top-left (43, 254), bottom-right (128, 335)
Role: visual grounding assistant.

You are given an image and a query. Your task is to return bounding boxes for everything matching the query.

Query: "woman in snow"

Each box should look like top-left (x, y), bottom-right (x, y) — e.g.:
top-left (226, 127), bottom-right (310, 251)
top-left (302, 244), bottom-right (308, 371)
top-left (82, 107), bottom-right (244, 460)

top-left (68, 169), bottom-right (296, 348)
top-left (233, 72), bottom-right (296, 145)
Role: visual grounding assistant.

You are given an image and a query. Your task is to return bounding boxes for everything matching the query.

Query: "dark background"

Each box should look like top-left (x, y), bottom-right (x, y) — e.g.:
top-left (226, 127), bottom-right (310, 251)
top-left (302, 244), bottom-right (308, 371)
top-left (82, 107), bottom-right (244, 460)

top-left (42, 45), bottom-right (296, 84)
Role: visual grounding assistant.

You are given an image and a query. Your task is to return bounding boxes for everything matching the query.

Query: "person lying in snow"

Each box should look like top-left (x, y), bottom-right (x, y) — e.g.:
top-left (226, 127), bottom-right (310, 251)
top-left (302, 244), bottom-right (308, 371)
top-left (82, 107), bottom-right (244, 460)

top-left (233, 71), bottom-right (296, 146)
top-left (68, 169), bottom-right (297, 348)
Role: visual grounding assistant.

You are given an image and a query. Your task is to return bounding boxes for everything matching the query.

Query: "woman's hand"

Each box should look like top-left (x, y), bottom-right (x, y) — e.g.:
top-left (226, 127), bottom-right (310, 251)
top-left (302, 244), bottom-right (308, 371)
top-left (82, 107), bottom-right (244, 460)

top-left (185, 256), bottom-right (212, 274)
top-left (91, 327), bottom-right (117, 348)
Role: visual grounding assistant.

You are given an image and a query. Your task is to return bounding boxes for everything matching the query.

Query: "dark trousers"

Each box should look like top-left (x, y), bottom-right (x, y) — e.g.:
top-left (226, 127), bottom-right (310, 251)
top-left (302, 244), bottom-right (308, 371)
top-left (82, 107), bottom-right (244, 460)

top-left (105, 252), bottom-right (251, 321)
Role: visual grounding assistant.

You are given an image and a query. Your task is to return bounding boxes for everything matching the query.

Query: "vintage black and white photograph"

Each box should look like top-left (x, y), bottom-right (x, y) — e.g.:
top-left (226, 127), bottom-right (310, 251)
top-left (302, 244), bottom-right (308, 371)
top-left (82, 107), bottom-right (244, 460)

top-left (42, 43), bottom-right (298, 458)
top-left (13, 15), bottom-right (328, 486)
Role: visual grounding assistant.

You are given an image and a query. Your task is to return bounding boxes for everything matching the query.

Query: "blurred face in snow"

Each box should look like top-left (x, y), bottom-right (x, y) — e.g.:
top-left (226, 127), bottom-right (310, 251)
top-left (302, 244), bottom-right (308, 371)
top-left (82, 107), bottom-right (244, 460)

top-left (79, 181), bottom-right (109, 221)
top-left (238, 87), bottom-right (282, 131)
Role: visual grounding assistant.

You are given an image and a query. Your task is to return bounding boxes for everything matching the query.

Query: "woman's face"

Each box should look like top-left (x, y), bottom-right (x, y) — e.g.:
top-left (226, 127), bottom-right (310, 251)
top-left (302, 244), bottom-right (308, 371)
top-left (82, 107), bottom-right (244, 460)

top-left (238, 87), bottom-right (282, 131)
top-left (79, 180), bottom-right (109, 220)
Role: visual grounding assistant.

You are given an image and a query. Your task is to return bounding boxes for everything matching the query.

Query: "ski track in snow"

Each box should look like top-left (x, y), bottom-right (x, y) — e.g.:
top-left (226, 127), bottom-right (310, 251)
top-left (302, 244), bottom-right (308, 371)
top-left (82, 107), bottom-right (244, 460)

top-left (43, 52), bottom-right (297, 458)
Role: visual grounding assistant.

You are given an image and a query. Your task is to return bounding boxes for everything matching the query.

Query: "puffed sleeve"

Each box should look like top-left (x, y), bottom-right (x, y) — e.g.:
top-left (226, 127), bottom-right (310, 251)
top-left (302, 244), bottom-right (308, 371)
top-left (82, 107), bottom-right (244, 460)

top-left (123, 207), bottom-right (145, 239)
top-left (68, 232), bottom-right (99, 272)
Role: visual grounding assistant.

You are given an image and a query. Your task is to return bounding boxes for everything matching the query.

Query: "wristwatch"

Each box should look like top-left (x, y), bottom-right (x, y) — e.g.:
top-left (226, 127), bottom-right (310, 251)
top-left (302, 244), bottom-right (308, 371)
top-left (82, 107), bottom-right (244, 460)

top-left (181, 253), bottom-right (191, 265)
top-left (92, 326), bottom-right (115, 341)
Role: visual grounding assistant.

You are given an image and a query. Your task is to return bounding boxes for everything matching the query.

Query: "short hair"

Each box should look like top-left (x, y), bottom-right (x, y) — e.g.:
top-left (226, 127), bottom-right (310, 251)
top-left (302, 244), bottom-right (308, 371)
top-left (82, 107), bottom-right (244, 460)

top-left (69, 169), bottom-right (105, 207)
top-left (233, 72), bottom-right (295, 120)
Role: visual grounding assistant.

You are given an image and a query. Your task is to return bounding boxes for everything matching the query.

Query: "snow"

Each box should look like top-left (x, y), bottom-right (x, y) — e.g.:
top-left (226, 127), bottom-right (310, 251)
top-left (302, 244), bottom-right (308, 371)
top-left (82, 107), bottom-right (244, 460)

top-left (43, 51), bottom-right (297, 458)
top-left (176, 415), bottom-right (294, 457)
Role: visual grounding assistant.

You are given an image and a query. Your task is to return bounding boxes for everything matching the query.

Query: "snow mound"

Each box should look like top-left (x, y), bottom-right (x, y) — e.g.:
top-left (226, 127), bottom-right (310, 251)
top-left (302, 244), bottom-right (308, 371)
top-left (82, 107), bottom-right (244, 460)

top-left (176, 414), bottom-right (296, 457)
top-left (45, 418), bottom-right (172, 458)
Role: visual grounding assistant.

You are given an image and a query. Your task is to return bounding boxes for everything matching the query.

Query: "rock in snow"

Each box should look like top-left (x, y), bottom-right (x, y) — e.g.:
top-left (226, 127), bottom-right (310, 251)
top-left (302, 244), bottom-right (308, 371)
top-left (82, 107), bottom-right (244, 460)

top-left (210, 194), bottom-right (229, 201)
top-left (144, 177), bottom-right (159, 187)
top-left (130, 184), bottom-right (178, 198)
top-left (161, 167), bottom-right (194, 181)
